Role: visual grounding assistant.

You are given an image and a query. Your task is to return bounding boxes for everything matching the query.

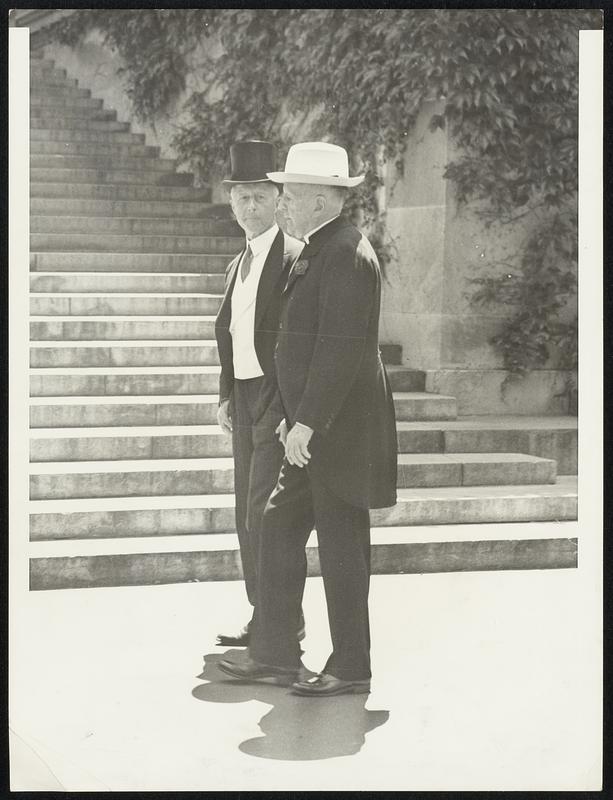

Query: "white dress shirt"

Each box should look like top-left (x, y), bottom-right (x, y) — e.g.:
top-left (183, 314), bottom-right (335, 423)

top-left (230, 223), bottom-right (279, 379)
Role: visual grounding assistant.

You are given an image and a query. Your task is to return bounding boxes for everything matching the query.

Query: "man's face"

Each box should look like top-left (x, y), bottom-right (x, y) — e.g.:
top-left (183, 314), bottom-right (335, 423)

top-left (279, 184), bottom-right (318, 239)
top-left (230, 183), bottom-right (278, 238)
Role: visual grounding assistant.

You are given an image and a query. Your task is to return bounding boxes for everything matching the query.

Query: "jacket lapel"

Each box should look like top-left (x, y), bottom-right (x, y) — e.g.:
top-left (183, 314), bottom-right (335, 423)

top-left (216, 250), bottom-right (243, 328)
top-left (283, 216), bottom-right (350, 294)
top-left (226, 250), bottom-right (243, 293)
top-left (254, 228), bottom-right (285, 329)
top-left (283, 252), bottom-right (308, 294)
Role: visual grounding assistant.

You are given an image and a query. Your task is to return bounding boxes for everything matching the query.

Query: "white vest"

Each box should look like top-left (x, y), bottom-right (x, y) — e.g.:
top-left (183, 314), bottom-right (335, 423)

top-left (230, 224), bottom-right (279, 379)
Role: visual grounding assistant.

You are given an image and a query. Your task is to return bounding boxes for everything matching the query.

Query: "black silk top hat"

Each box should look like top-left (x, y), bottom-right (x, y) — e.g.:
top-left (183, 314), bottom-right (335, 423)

top-left (222, 140), bottom-right (277, 185)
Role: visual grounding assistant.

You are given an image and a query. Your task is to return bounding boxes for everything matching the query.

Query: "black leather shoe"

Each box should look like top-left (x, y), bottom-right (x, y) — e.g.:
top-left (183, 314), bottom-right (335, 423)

top-left (216, 614), bottom-right (306, 647)
top-left (291, 672), bottom-right (371, 697)
top-left (218, 656), bottom-right (299, 685)
top-left (216, 622), bottom-right (251, 647)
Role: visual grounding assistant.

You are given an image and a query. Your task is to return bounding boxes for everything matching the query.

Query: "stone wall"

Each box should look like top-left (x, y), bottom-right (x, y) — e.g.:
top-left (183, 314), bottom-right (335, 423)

top-left (380, 101), bottom-right (448, 370)
top-left (380, 103), bottom-right (576, 415)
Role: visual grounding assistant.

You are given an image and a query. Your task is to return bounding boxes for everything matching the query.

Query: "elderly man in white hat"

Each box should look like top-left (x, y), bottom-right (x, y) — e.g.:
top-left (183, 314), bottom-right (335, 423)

top-left (219, 142), bottom-right (398, 696)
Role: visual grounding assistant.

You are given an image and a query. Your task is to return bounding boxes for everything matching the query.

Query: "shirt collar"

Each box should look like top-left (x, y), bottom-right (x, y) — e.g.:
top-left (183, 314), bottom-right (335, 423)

top-left (246, 223), bottom-right (279, 257)
top-left (302, 215), bottom-right (340, 245)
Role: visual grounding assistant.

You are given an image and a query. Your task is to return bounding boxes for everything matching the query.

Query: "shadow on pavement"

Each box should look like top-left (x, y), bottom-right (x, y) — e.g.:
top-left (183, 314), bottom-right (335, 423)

top-left (192, 651), bottom-right (390, 761)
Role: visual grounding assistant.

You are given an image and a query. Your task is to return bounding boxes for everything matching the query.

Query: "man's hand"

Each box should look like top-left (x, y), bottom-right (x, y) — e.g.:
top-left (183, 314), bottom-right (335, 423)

top-left (217, 399), bottom-right (233, 435)
top-left (275, 419), bottom-right (288, 446)
top-left (285, 422), bottom-right (313, 467)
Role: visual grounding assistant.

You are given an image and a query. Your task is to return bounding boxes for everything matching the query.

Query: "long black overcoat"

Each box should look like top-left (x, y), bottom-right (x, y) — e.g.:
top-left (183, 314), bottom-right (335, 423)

top-left (274, 216), bottom-right (398, 510)
top-left (215, 228), bottom-right (303, 405)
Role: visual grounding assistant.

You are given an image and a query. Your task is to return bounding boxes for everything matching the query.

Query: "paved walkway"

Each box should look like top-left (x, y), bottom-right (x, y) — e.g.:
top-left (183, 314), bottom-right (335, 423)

top-left (10, 555), bottom-right (601, 791)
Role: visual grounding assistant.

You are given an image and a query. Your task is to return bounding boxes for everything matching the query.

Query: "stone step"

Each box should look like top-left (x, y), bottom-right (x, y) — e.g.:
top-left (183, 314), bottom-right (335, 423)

top-left (31, 75), bottom-right (79, 89)
top-left (28, 452), bottom-right (556, 501)
top-left (30, 494), bottom-right (237, 540)
top-left (31, 140), bottom-right (160, 157)
top-left (28, 364), bottom-right (421, 398)
top-left (28, 517), bottom-right (579, 589)
top-left (429, 418), bottom-right (578, 474)
top-left (31, 154), bottom-right (176, 173)
top-left (30, 94), bottom-right (103, 110)
top-left (28, 419), bottom-right (575, 467)
top-left (30, 106), bottom-right (118, 123)
top-left (30, 84), bottom-right (90, 98)
top-left (385, 366), bottom-right (426, 392)
top-left (30, 252), bottom-right (228, 273)
top-left (31, 181), bottom-right (212, 202)
top-left (380, 343), bottom-right (402, 366)
top-left (393, 392), bottom-right (457, 421)
top-left (30, 293), bottom-right (223, 317)
top-left (30, 197), bottom-right (226, 220)
top-left (30, 341), bottom-right (221, 369)
top-left (32, 231), bottom-right (240, 254)
top-left (30, 425), bottom-right (233, 461)
top-left (31, 231), bottom-right (241, 254)
top-left (28, 476), bottom-right (578, 542)
top-left (31, 107), bottom-right (119, 122)
top-left (29, 367), bottom-right (223, 398)
top-left (30, 70), bottom-right (76, 87)
top-left (29, 393), bottom-right (220, 427)
top-left (31, 215), bottom-right (241, 237)
top-left (30, 316), bottom-right (217, 341)
top-left (28, 390), bottom-right (448, 426)
top-left (30, 272), bottom-right (225, 293)
top-left (399, 453), bottom-right (557, 487)
top-left (397, 419), bottom-right (577, 474)
top-left (30, 63), bottom-right (67, 75)
top-left (29, 57), bottom-right (56, 69)
top-left (30, 457), bottom-right (236, 500)
top-left (30, 117), bottom-right (131, 132)
top-left (30, 168), bottom-right (194, 187)
top-left (31, 128), bottom-right (145, 144)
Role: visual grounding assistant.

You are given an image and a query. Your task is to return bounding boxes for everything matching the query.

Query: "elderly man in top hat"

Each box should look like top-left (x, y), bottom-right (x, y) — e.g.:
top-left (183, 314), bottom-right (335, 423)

top-left (214, 140), bottom-right (304, 646)
top-left (219, 142), bottom-right (398, 696)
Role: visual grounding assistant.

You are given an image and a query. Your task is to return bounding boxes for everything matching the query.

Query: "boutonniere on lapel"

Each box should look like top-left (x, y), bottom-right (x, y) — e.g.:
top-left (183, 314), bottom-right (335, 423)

top-left (293, 259), bottom-right (309, 276)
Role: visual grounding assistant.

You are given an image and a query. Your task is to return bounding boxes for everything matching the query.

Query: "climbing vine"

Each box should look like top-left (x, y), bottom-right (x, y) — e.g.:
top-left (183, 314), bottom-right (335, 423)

top-left (48, 8), bottom-right (600, 377)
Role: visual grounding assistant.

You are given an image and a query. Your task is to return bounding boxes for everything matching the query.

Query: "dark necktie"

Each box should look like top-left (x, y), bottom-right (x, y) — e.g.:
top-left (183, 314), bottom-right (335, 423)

top-left (240, 245), bottom-right (253, 282)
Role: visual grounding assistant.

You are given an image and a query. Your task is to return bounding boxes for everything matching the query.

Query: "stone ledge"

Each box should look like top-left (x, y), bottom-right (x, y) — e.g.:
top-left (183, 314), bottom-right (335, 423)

top-left (28, 478), bottom-right (578, 540)
top-left (425, 369), bottom-right (577, 416)
top-left (29, 536), bottom-right (578, 590)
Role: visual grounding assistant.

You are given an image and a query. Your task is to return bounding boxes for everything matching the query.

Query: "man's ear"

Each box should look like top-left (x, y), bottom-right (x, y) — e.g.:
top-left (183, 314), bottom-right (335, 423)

top-left (228, 192), bottom-right (238, 220)
top-left (314, 194), bottom-right (326, 214)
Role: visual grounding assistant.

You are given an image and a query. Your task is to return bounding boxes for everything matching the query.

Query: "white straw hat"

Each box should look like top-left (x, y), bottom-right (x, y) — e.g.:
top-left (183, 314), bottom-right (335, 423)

top-left (267, 142), bottom-right (365, 187)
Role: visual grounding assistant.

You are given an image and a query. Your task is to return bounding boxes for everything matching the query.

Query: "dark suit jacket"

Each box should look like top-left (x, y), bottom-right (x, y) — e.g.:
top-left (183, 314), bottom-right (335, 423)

top-left (274, 216), bottom-right (398, 510)
top-left (215, 227), bottom-right (304, 408)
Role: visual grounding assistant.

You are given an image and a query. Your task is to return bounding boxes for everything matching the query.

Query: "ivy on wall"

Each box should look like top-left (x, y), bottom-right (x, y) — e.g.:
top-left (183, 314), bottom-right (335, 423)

top-left (49, 8), bottom-right (600, 377)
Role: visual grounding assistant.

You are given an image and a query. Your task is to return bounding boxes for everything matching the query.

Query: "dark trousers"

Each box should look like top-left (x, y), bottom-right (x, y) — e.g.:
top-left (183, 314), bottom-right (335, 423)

top-left (231, 377), bottom-right (285, 607)
top-left (250, 460), bottom-right (372, 681)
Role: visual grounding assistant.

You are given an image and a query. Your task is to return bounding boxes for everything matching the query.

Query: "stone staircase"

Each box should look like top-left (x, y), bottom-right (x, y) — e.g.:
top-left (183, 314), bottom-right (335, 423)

top-left (28, 51), bottom-right (579, 590)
